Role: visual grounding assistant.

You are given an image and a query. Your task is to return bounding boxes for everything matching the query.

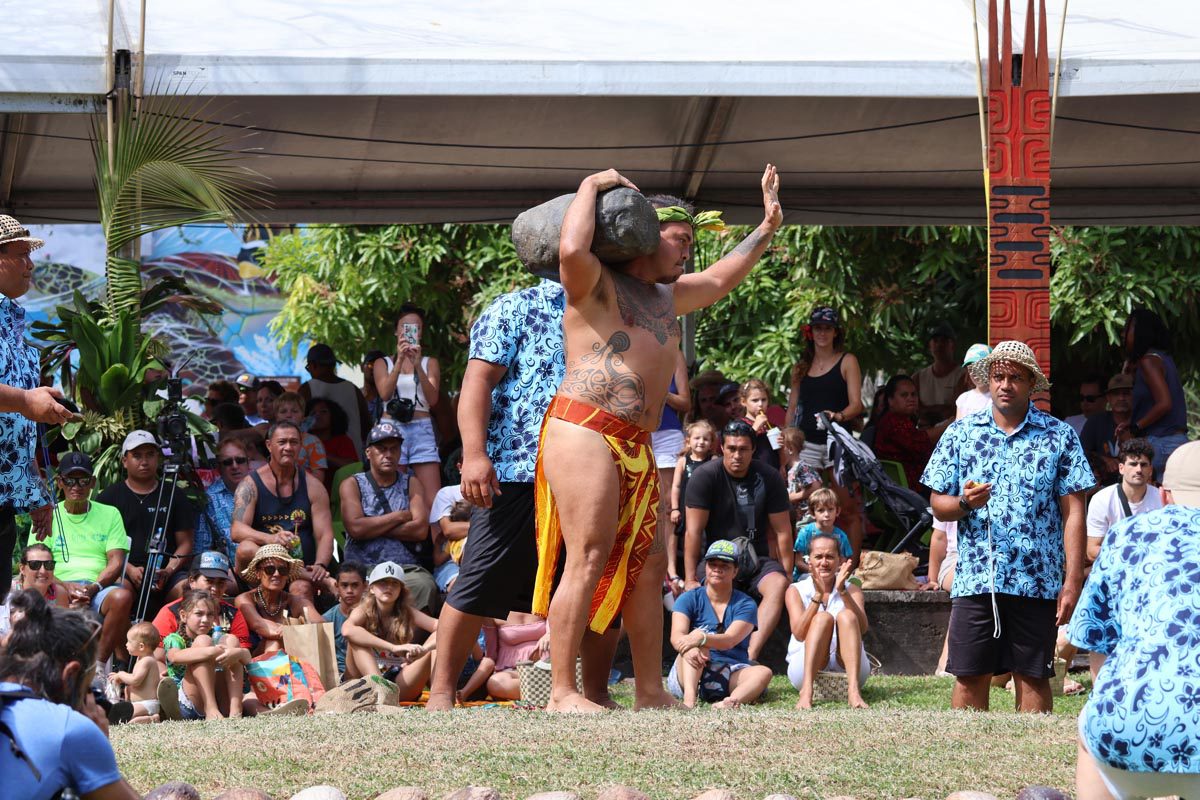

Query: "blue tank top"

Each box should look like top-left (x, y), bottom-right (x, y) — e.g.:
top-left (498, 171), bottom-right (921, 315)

top-left (1133, 350), bottom-right (1187, 436)
top-left (658, 377), bottom-right (682, 432)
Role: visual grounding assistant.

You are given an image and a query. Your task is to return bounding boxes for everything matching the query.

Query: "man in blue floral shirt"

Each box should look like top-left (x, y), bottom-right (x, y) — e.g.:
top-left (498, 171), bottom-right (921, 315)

top-left (194, 437), bottom-right (253, 563)
top-left (922, 340), bottom-right (1093, 713)
top-left (426, 276), bottom-right (566, 710)
top-left (1070, 441), bottom-right (1200, 799)
top-left (0, 217), bottom-right (74, 602)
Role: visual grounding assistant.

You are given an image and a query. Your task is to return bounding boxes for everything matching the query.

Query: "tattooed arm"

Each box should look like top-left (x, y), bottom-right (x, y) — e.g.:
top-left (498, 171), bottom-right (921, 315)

top-left (559, 169), bottom-right (639, 301)
top-left (674, 164), bottom-right (782, 316)
top-left (229, 475), bottom-right (272, 546)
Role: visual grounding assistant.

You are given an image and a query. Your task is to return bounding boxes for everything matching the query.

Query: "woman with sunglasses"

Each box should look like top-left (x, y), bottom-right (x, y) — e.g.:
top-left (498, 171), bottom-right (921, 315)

top-left (0, 590), bottom-right (140, 800)
top-left (0, 544), bottom-right (66, 641)
top-left (234, 544), bottom-right (323, 656)
top-left (195, 438), bottom-right (254, 565)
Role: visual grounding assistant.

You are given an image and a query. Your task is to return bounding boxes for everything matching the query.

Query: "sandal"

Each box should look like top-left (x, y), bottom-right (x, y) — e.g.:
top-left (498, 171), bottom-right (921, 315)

top-left (157, 678), bottom-right (182, 722)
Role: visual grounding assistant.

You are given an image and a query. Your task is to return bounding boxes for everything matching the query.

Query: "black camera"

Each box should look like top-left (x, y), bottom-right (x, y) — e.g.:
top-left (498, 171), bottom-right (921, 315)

top-left (156, 377), bottom-right (191, 464)
top-left (385, 396), bottom-right (415, 424)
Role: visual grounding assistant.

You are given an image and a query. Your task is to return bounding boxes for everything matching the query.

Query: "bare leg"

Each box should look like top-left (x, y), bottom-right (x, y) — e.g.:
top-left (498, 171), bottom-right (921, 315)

top-left (829, 477), bottom-right (864, 567)
top-left (1013, 674), bottom-right (1052, 713)
top-left (395, 651), bottom-right (434, 701)
top-left (717, 664), bottom-right (773, 708)
top-left (427, 605), bottom-right (487, 711)
top-left (98, 588), bottom-right (133, 663)
top-left (542, 419), bottom-right (620, 714)
top-left (458, 658), bottom-right (495, 702)
top-left (234, 540), bottom-right (258, 578)
top-left (289, 578), bottom-right (315, 604)
top-left (952, 674), bottom-right (992, 710)
top-left (796, 611), bottom-right (834, 709)
top-left (673, 656), bottom-right (702, 709)
top-left (344, 641), bottom-right (380, 679)
top-left (625, 546), bottom-right (679, 710)
top-left (747, 573), bottom-right (788, 662)
top-left (486, 669), bottom-right (521, 700)
top-left (1076, 738), bottom-right (1116, 800)
top-left (580, 627), bottom-right (621, 710)
top-left (834, 608), bottom-right (869, 708)
top-left (223, 644), bottom-right (245, 719)
top-left (411, 462), bottom-right (443, 516)
top-left (184, 635), bottom-right (222, 720)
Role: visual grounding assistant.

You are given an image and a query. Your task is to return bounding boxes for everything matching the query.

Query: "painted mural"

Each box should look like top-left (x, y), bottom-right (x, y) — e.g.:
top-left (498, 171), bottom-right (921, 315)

top-left (26, 223), bottom-right (308, 393)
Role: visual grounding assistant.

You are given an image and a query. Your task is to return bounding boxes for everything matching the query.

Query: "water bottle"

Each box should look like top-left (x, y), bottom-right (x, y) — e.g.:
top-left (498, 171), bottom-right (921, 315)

top-left (211, 625), bottom-right (224, 645)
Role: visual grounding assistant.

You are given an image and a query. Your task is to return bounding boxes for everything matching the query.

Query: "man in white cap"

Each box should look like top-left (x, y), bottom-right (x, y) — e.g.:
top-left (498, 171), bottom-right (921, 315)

top-left (98, 431), bottom-right (196, 602)
top-left (923, 340), bottom-right (1094, 713)
top-left (0, 216), bottom-right (74, 601)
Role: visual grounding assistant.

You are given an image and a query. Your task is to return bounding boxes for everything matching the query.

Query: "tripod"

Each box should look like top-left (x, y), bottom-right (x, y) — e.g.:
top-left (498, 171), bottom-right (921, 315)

top-left (128, 457), bottom-right (195, 624)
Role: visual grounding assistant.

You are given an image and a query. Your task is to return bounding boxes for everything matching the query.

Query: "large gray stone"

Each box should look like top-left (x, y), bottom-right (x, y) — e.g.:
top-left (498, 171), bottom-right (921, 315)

top-left (511, 188), bottom-right (659, 275)
top-left (291, 789), bottom-right (347, 800)
top-left (376, 790), bottom-right (430, 800)
top-left (763, 795), bottom-right (799, 800)
top-left (524, 794), bottom-right (580, 800)
top-left (595, 787), bottom-right (650, 800)
top-left (214, 792), bottom-right (274, 800)
top-left (444, 789), bottom-right (502, 800)
top-left (692, 792), bottom-right (736, 800)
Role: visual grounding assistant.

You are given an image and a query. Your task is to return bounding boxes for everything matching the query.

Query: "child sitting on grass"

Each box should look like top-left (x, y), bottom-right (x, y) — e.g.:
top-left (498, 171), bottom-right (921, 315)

top-left (163, 590), bottom-right (251, 721)
top-left (342, 562), bottom-right (438, 700)
top-left (323, 562), bottom-right (368, 680)
top-left (792, 488), bottom-right (854, 579)
top-left (455, 629), bottom-right (496, 704)
top-left (108, 622), bottom-right (163, 723)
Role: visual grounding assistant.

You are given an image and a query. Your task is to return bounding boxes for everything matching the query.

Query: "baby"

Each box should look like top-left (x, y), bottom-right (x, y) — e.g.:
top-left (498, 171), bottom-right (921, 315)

top-left (108, 622), bottom-right (164, 723)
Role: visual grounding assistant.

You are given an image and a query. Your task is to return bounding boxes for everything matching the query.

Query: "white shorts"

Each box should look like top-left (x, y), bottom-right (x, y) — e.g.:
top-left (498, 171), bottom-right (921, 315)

top-left (1079, 715), bottom-right (1200, 799)
top-left (786, 639), bottom-right (870, 690)
top-left (651, 429), bottom-right (684, 470)
top-left (398, 416), bottom-right (440, 465)
top-left (799, 440), bottom-right (833, 471)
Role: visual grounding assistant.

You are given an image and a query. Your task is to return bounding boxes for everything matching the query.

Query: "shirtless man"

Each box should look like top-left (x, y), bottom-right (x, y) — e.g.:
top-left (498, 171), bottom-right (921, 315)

top-left (535, 164), bottom-right (782, 712)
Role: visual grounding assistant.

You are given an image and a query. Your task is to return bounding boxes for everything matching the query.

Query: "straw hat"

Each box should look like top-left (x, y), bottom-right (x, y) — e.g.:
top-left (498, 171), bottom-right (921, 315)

top-left (0, 215), bottom-right (44, 251)
top-left (241, 543), bottom-right (304, 584)
top-left (975, 340), bottom-right (1051, 393)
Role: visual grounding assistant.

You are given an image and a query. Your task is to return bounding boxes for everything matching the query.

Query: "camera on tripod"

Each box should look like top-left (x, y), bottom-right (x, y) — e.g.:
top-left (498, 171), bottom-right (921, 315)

top-left (156, 377), bottom-right (192, 464)
top-left (385, 396), bottom-right (415, 424)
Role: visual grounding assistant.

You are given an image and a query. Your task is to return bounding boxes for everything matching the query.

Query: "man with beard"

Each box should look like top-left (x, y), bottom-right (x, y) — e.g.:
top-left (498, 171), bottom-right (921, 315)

top-left (534, 165), bottom-right (782, 712)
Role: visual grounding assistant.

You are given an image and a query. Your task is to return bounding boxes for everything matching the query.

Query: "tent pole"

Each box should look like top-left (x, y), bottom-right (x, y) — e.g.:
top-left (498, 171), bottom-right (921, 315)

top-left (1050, 0), bottom-right (1068, 146)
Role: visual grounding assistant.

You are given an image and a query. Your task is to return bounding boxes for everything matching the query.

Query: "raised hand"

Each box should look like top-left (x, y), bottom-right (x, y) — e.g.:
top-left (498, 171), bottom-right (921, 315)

top-left (586, 169), bottom-right (639, 193)
top-left (834, 561), bottom-right (853, 594)
top-left (761, 163), bottom-right (782, 230)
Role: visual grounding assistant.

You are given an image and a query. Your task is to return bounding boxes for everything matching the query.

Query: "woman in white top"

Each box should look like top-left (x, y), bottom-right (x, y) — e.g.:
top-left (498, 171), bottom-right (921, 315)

top-left (374, 304), bottom-right (443, 504)
top-left (784, 533), bottom-right (870, 709)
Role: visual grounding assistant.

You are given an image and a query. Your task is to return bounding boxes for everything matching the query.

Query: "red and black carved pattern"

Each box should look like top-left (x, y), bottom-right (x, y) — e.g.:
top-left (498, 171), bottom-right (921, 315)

top-left (988, 0), bottom-right (1052, 391)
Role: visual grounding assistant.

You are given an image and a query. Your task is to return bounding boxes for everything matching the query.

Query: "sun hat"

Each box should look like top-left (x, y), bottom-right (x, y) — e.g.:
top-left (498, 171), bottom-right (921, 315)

top-left (1106, 373), bottom-right (1134, 393)
top-left (0, 215), bottom-right (44, 251)
top-left (1163, 441), bottom-right (1200, 508)
top-left (367, 561), bottom-right (406, 585)
top-left (975, 340), bottom-right (1051, 393)
top-left (241, 544), bottom-right (304, 584)
top-left (58, 451), bottom-right (93, 476)
top-left (704, 540), bottom-right (738, 563)
top-left (962, 343), bottom-right (992, 384)
top-left (121, 430), bottom-right (160, 455)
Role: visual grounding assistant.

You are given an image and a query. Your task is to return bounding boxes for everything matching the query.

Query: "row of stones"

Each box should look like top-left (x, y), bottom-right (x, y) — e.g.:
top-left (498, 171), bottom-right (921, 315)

top-left (289, 785), bottom-right (1070, 800)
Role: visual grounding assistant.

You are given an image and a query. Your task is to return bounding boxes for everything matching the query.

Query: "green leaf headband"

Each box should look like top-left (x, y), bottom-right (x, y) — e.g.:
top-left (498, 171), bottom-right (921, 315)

top-left (655, 206), bottom-right (726, 232)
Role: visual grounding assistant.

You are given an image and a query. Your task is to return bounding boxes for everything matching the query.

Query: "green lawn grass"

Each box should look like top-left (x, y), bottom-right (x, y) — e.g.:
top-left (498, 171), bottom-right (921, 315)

top-left (112, 675), bottom-right (1090, 800)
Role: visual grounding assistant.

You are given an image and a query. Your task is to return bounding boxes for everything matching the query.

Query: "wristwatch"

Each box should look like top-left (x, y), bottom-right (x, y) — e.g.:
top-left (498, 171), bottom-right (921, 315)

top-left (958, 495), bottom-right (972, 514)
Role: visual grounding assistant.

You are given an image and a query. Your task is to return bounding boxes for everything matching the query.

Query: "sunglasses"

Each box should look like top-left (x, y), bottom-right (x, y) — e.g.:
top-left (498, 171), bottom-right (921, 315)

top-left (1079, 394), bottom-right (1102, 403)
top-left (22, 559), bottom-right (54, 571)
top-left (219, 456), bottom-right (249, 467)
top-left (60, 476), bottom-right (93, 487)
top-left (723, 421), bottom-right (754, 437)
top-left (259, 563), bottom-right (288, 576)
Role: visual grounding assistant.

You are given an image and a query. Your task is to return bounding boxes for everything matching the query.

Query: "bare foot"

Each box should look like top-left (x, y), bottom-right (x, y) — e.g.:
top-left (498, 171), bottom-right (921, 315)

top-left (545, 691), bottom-right (608, 714)
top-left (795, 691), bottom-right (813, 710)
top-left (425, 692), bottom-right (456, 712)
top-left (714, 697), bottom-right (742, 709)
top-left (848, 694), bottom-right (870, 709)
top-left (633, 687), bottom-right (682, 711)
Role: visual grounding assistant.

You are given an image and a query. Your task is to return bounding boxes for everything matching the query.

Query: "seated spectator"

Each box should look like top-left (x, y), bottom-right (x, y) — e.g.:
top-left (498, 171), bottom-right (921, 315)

top-left (162, 590), bottom-right (251, 721)
top-left (454, 630), bottom-right (496, 703)
top-left (107, 622), bottom-right (163, 724)
top-left (429, 455), bottom-right (467, 594)
top-left (913, 323), bottom-right (964, 423)
top-left (152, 552), bottom-right (251, 652)
top-left (667, 420), bottom-right (717, 596)
top-left (306, 396), bottom-right (359, 481)
top-left (98, 431), bottom-right (196, 603)
top-left (481, 614), bottom-right (549, 701)
top-left (785, 533), bottom-right (870, 709)
top-left (233, 545), bottom-right (323, 656)
top-left (1123, 308), bottom-right (1190, 479)
top-left (1085, 438), bottom-right (1160, 567)
top-left (340, 421), bottom-right (435, 613)
top-left (792, 488), bottom-right (853, 578)
top-left (324, 562), bottom-right (368, 678)
top-left (1070, 441), bottom-right (1200, 800)
top-left (1080, 374), bottom-right (1135, 485)
top-left (955, 344), bottom-right (992, 420)
top-left (738, 378), bottom-right (780, 470)
top-left (922, 516), bottom-right (958, 675)
top-left (1064, 374), bottom-right (1107, 437)
top-left (273, 391), bottom-right (328, 485)
top-left (231, 421), bottom-right (336, 602)
top-left (667, 540), bottom-right (772, 709)
top-left (684, 420), bottom-right (793, 660)
top-left (45, 452), bottom-right (133, 677)
top-left (210, 402), bottom-right (249, 435)
top-left (341, 562), bottom-right (438, 700)
top-left (256, 380), bottom-right (284, 426)
top-left (234, 374), bottom-right (266, 426)
top-left (195, 437), bottom-right (253, 564)
top-left (204, 380), bottom-right (239, 421)
top-left (780, 427), bottom-right (821, 521)
top-left (0, 591), bottom-right (141, 800)
top-left (871, 375), bottom-right (947, 493)
top-left (0, 543), bottom-right (67, 641)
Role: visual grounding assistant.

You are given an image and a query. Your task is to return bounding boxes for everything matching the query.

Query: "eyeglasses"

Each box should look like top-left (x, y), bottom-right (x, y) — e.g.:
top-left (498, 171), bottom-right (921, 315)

top-left (259, 564), bottom-right (287, 576)
top-left (22, 559), bottom-right (54, 571)
top-left (60, 476), bottom-right (93, 488)
top-left (1079, 394), bottom-right (1102, 403)
top-left (219, 456), bottom-right (249, 467)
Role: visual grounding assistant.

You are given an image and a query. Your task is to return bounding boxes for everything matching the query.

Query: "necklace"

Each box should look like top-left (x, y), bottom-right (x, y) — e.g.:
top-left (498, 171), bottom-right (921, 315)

top-left (63, 500), bottom-right (91, 523)
top-left (254, 587), bottom-right (285, 617)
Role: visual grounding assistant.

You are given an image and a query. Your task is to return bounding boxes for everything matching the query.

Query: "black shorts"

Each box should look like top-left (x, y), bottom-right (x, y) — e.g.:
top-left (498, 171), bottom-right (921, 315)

top-left (946, 592), bottom-right (1058, 679)
top-left (445, 483), bottom-right (537, 619)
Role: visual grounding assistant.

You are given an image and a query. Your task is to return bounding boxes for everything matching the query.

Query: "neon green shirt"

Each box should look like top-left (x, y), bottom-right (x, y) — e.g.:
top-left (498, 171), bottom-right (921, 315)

top-left (49, 500), bottom-right (128, 583)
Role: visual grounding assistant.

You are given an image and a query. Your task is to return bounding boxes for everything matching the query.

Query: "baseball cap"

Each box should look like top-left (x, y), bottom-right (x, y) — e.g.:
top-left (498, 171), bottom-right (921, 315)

top-left (810, 306), bottom-right (839, 326)
top-left (121, 430), bottom-right (160, 455)
top-left (195, 551), bottom-right (232, 578)
top-left (927, 322), bottom-right (956, 341)
top-left (716, 382), bottom-right (740, 402)
top-left (1106, 373), bottom-right (1134, 393)
top-left (58, 451), bottom-right (93, 476)
top-left (366, 420), bottom-right (404, 447)
top-left (235, 373), bottom-right (259, 391)
top-left (368, 561), bottom-right (405, 585)
top-left (1163, 441), bottom-right (1200, 508)
top-left (306, 343), bottom-right (337, 366)
top-left (962, 343), bottom-right (991, 366)
top-left (704, 540), bottom-right (739, 563)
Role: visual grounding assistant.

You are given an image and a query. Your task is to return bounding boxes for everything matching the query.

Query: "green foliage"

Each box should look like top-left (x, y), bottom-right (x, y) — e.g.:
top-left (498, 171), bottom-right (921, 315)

top-left (260, 225), bottom-right (532, 385)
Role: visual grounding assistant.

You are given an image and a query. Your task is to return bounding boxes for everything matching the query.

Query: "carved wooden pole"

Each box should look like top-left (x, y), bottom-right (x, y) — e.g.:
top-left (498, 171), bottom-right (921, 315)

top-left (987, 0), bottom-right (1052, 404)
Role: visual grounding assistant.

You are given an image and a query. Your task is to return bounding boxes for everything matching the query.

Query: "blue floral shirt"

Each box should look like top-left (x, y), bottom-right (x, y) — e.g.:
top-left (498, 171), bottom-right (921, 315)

top-left (469, 280), bottom-right (565, 483)
top-left (195, 479), bottom-right (236, 563)
top-left (1069, 505), bottom-right (1200, 774)
top-left (0, 297), bottom-right (48, 512)
top-left (921, 404), bottom-right (1093, 600)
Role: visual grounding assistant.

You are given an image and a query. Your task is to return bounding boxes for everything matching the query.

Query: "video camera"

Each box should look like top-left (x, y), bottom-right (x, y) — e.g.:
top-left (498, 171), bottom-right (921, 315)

top-left (156, 376), bottom-right (192, 465)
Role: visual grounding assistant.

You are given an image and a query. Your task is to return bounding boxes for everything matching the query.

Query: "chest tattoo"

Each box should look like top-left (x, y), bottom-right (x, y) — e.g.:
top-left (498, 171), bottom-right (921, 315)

top-left (611, 272), bottom-right (679, 346)
top-left (559, 331), bottom-right (646, 423)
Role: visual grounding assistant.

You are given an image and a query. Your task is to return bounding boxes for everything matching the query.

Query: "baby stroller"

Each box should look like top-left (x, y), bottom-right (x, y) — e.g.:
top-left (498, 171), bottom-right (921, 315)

top-left (816, 412), bottom-right (933, 555)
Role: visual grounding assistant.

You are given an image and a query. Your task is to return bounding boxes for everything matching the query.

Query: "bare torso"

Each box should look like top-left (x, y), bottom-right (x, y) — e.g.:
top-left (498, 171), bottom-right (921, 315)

top-left (558, 266), bottom-right (680, 430)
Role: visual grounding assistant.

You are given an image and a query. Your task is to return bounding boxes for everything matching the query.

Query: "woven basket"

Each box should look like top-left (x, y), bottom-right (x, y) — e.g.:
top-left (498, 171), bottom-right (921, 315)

top-left (515, 659), bottom-right (584, 707)
top-left (811, 652), bottom-right (882, 704)
top-left (1049, 657), bottom-right (1068, 696)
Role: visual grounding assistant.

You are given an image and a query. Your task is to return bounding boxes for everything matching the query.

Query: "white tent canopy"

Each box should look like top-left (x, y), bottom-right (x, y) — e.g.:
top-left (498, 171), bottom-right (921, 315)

top-left (4, 0), bottom-right (1200, 224)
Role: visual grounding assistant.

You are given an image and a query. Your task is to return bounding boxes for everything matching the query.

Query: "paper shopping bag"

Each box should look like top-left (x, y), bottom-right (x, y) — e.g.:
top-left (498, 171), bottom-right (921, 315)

top-left (281, 619), bottom-right (339, 691)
